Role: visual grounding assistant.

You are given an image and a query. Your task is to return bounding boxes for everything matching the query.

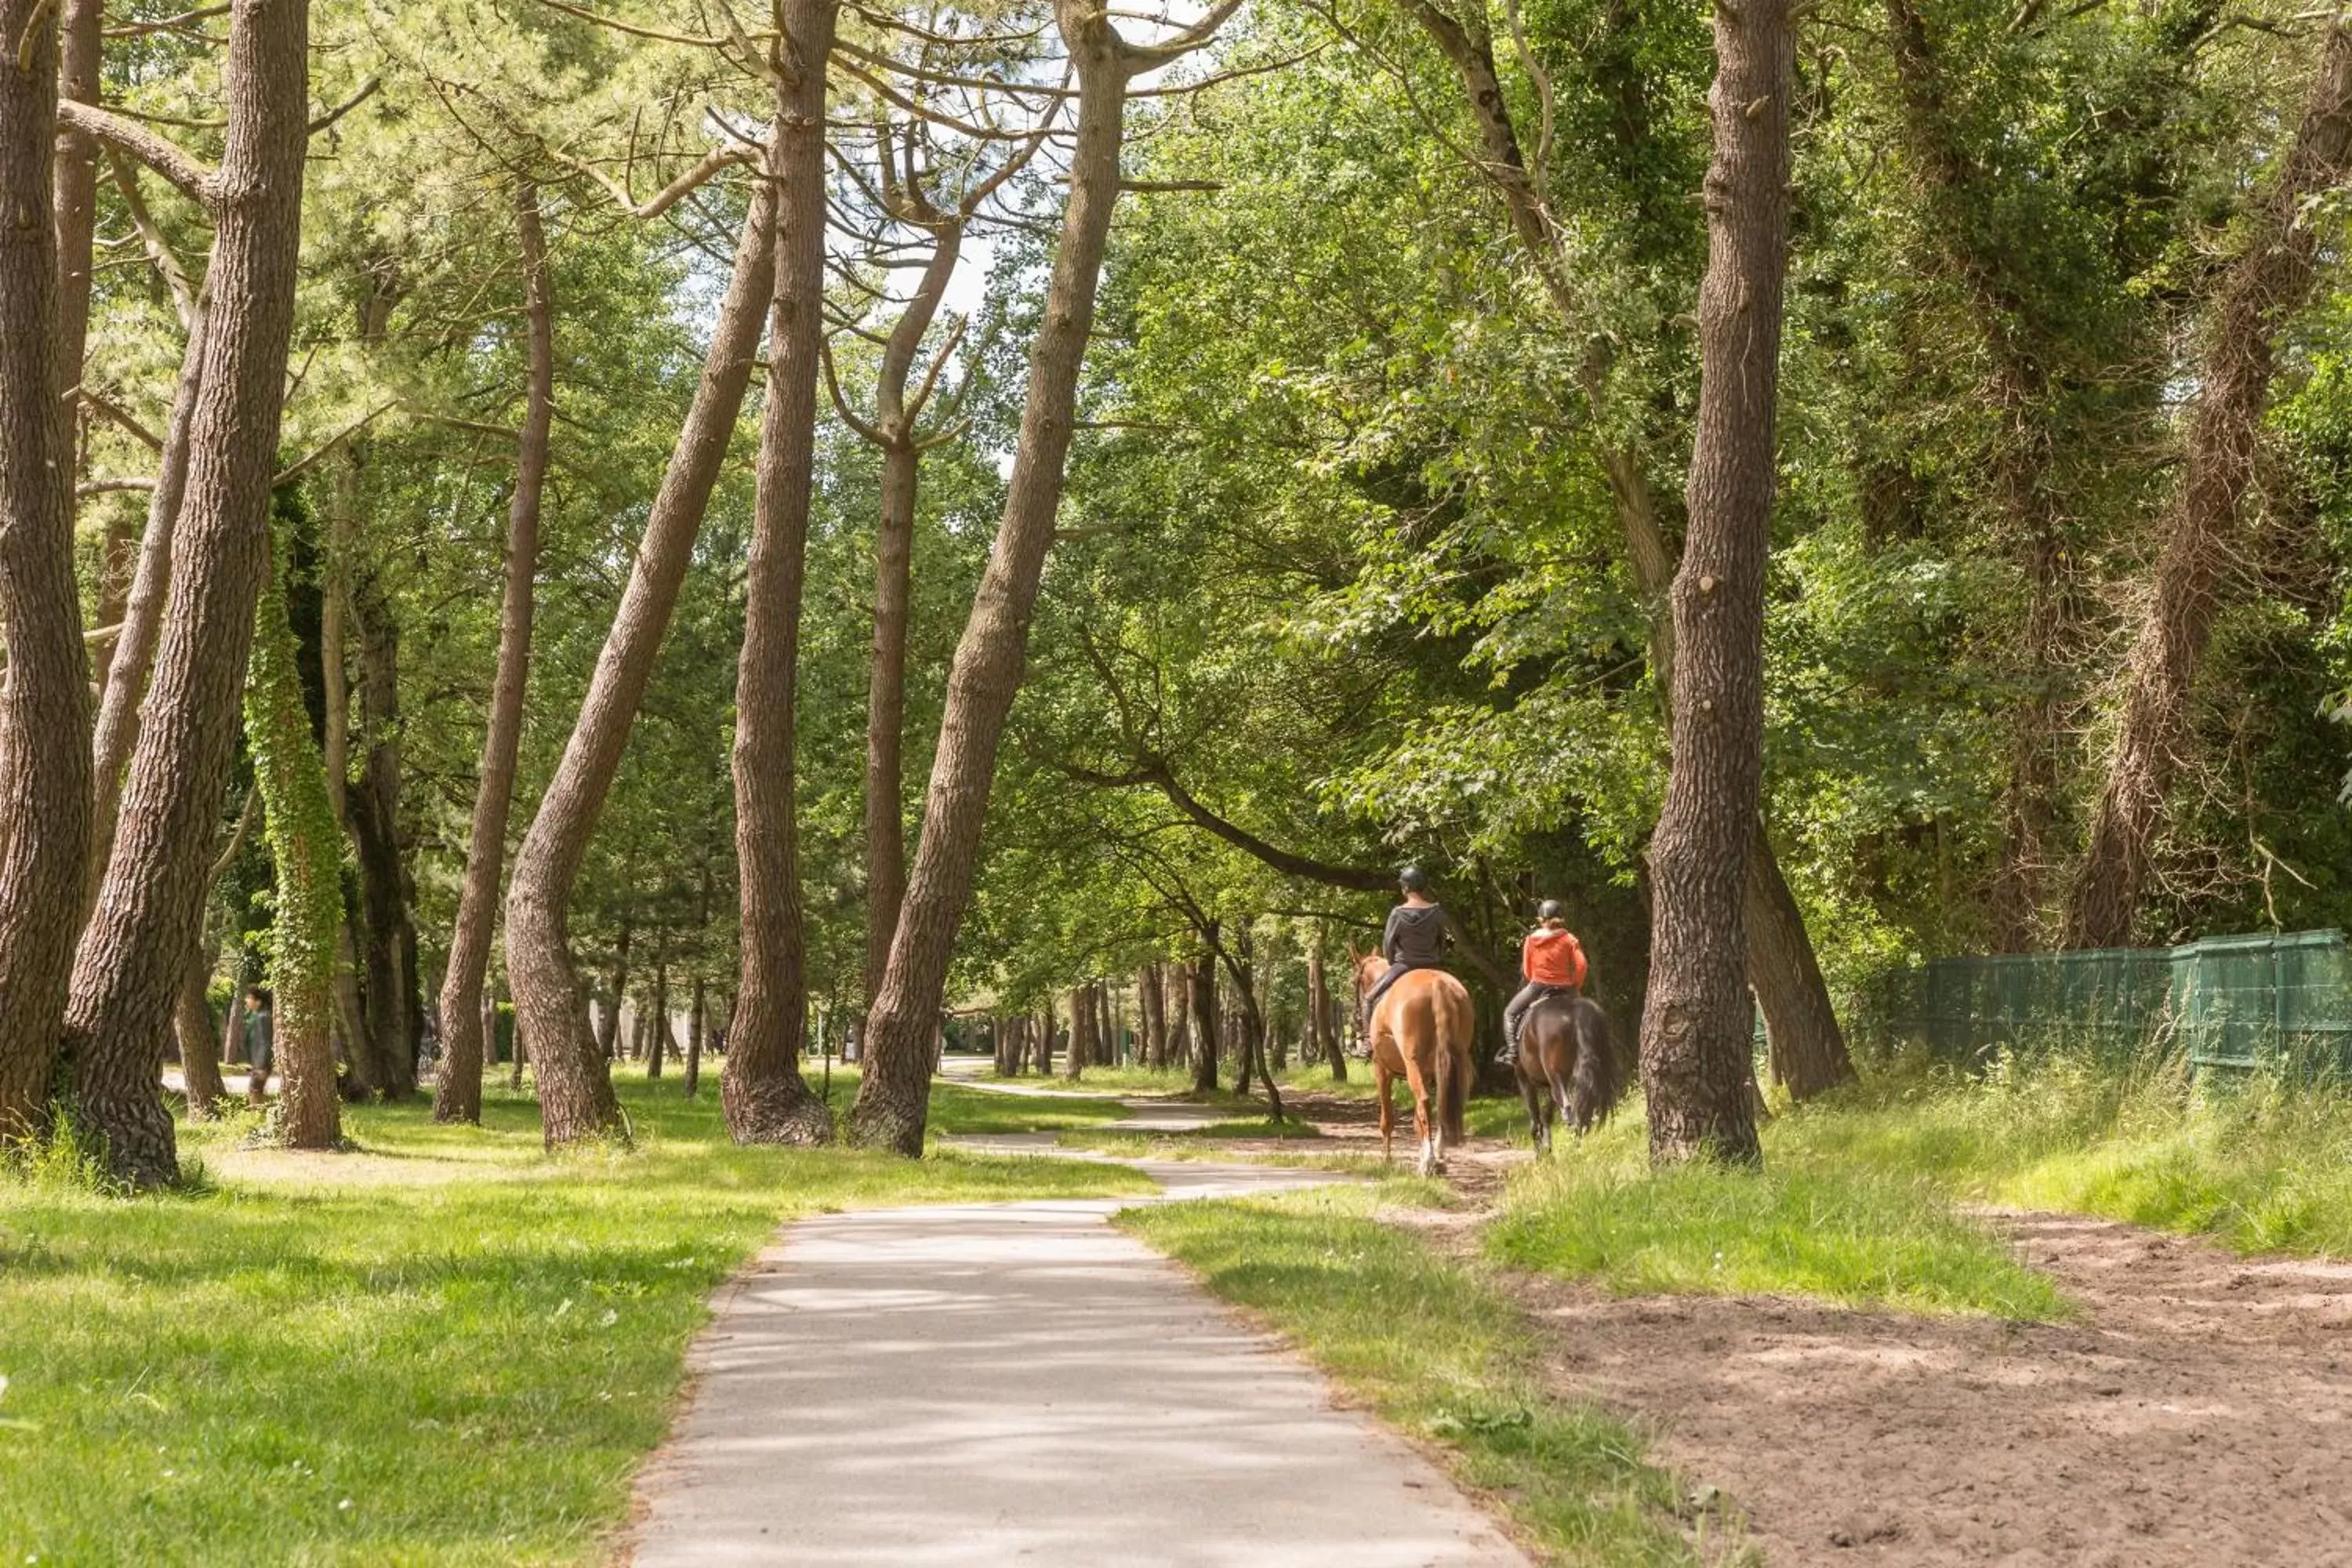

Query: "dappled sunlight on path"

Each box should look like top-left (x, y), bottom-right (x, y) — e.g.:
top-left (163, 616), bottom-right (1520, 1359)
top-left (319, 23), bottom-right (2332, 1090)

top-left (626, 1106), bottom-right (1526, 1566)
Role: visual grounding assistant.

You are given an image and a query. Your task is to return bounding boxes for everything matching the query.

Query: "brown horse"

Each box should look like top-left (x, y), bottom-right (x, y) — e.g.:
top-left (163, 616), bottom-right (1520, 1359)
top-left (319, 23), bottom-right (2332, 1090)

top-left (1515, 990), bottom-right (1623, 1153)
top-left (1352, 951), bottom-right (1475, 1176)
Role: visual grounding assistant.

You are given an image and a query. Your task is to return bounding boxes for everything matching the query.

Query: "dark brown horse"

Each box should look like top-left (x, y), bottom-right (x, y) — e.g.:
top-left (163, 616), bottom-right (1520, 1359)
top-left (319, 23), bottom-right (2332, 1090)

top-left (1515, 990), bottom-right (1623, 1153)
top-left (1353, 950), bottom-right (1475, 1175)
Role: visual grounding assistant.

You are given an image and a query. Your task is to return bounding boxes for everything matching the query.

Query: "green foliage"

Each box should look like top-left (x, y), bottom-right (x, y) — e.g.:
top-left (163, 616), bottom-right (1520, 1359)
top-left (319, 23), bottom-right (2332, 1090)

top-left (242, 554), bottom-right (345, 1109)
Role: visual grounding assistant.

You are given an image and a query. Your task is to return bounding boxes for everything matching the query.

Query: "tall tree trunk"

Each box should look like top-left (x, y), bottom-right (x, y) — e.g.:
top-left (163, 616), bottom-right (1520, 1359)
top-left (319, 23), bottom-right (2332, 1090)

top-left (1188, 949), bottom-right (1220, 1094)
top-left (245, 563), bottom-right (343, 1151)
top-left (85, 316), bottom-right (202, 898)
top-left (848, 8), bottom-right (1138, 1152)
top-left (51, 0), bottom-right (100, 414)
top-left (1063, 986), bottom-right (1087, 1081)
top-left (52, 0), bottom-right (103, 673)
top-left (1744, 823), bottom-right (1850, 1097)
top-left (597, 906), bottom-right (631, 1062)
top-left (858, 229), bottom-right (962, 1012)
top-left (504, 174), bottom-right (778, 1151)
top-left (2067, 24), bottom-right (2352, 949)
top-left (1166, 960), bottom-right (1190, 1074)
top-left (684, 973), bottom-right (706, 1098)
top-left (1636, 0), bottom-right (1791, 1167)
top-left (648, 954), bottom-right (669, 1080)
top-left (1034, 1000), bottom-right (1054, 1077)
top-left (0, 0), bottom-right (95, 1141)
top-left (348, 564), bottom-right (414, 1097)
top-left (1138, 963), bottom-right (1164, 1068)
top-left (436, 183), bottom-right (551, 1123)
top-left (61, 0), bottom-right (309, 1185)
top-left (1403, 0), bottom-right (1853, 1096)
top-left (174, 943), bottom-right (223, 1119)
top-left (724, 7), bottom-right (838, 1146)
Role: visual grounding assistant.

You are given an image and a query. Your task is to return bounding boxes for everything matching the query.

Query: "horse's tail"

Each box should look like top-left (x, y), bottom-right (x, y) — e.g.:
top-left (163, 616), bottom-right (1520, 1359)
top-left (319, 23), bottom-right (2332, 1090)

top-left (1571, 997), bottom-right (1624, 1128)
top-left (1435, 982), bottom-right (1470, 1149)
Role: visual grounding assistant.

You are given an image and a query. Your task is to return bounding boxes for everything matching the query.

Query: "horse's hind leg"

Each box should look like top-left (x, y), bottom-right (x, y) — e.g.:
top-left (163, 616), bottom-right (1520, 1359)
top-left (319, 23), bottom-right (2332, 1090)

top-left (1375, 1062), bottom-right (1396, 1165)
top-left (1520, 1072), bottom-right (1548, 1156)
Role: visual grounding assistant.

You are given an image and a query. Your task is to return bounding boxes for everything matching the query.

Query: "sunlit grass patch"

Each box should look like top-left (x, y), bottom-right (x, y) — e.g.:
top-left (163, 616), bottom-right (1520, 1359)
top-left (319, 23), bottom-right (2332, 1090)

top-left (1487, 1116), bottom-right (2068, 1319)
top-left (1123, 1184), bottom-right (1743, 1566)
top-left (1783, 1049), bottom-right (2352, 1258)
top-left (0, 1070), bottom-right (1149, 1564)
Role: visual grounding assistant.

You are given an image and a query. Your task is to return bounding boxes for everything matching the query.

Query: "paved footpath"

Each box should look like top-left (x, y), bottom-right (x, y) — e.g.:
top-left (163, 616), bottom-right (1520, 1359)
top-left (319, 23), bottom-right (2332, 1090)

top-left (626, 1101), bottom-right (1530, 1566)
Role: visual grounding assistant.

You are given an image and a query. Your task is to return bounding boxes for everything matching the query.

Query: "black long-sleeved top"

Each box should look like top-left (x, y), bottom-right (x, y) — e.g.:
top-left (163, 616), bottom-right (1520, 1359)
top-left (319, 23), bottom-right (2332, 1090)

top-left (1381, 903), bottom-right (1452, 966)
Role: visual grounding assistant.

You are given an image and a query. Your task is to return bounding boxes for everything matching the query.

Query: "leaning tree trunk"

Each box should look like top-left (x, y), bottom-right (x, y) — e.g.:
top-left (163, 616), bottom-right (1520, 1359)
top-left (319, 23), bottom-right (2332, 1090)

top-left (85, 315), bottom-right (203, 898)
top-left (2067, 23), bottom-right (2352, 949)
top-left (61, 0), bottom-right (310, 1185)
top-left (848, 13), bottom-right (1135, 1153)
top-left (0, 0), bottom-right (95, 1142)
top-left (724, 6), bottom-right (839, 1146)
top-left (244, 564), bottom-right (344, 1151)
top-left (860, 230), bottom-right (963, 1011)
top-left (505, 173), bottom-right (779, 1149)
top-left (1635, 0), bottom-right (1792, 1167)
top-left (174, 940), bottom-right (224, 1119)
top-left (1403, 0), bottom-right (1853, 1096)
top-left (1744, 822), bottom-right (1850, 1097)
top-left (432, 192), bottom-right (554, 1127)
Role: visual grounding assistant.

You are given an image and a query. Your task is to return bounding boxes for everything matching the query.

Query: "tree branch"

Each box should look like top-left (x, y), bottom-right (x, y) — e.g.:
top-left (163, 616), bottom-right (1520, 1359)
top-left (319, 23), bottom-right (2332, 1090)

top-left (60, 100), bottom-right (216, 206)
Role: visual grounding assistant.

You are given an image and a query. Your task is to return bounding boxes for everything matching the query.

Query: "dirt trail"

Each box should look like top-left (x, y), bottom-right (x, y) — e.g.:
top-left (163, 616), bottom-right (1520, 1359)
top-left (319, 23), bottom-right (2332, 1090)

top-left (1500, 1210), bottom-right (2352, 1567)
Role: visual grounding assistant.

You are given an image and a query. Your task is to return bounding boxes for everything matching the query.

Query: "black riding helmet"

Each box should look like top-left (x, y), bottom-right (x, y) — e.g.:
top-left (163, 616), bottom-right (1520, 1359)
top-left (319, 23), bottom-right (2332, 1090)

top-left (1398, 865), bottom-right (1430, 894)
top-left (1537, 898), bottom-right (1563, 921)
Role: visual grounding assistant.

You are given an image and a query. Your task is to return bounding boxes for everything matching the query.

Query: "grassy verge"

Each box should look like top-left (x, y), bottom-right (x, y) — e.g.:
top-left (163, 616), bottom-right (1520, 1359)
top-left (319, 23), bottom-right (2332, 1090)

top-left (1122, 1184), bottom-right (1743, 1566)
top-left (1487, 1115), bottom-right (2068, 1319)
top-left (1780, 1048), bottom-right (2352, 1256)
top-left (0, 1071), bottom-right (1149, 1565)
top-left (920, 1076), bottom-right (1135, 1135)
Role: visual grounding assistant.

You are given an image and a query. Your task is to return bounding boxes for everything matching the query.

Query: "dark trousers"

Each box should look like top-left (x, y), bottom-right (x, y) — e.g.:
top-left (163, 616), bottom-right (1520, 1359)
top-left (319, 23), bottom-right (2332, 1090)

top-left (1502, 982), bottom-right (1573, 1056)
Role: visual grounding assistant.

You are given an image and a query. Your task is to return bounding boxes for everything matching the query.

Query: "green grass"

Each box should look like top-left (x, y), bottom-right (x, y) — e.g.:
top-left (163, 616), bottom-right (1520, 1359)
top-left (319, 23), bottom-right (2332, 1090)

top-left (0, 1069), bottom-right (1150, 1565)
top-left (1122, 1185), bottom-right (1744, 1566)
top-left (1777, 1047), bottom-right (2352, 1256)
top-left (919, 1076), bottom-right (1135, 1135)
top-left (1487, 1114), bottom-right (2069, 1319)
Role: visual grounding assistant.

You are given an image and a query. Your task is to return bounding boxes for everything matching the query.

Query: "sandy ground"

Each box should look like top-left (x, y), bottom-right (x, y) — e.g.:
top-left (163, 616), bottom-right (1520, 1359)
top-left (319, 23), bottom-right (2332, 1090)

top-left (1486, 1208), bottom-right (2352, 1566)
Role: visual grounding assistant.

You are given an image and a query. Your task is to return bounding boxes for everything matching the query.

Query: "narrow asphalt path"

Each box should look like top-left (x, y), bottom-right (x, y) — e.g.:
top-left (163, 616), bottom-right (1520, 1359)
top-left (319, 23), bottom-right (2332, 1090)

top-left (626, 1094), bottom-right (1529, 1566)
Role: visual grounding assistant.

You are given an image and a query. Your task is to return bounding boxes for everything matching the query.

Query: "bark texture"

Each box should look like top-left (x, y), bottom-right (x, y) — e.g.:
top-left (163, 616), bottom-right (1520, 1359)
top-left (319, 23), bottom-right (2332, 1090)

top-left (724, 9), bottom-right (839, 1146)
top-left (87, 315), bottom-right (204, 895)
top-left (1635, 0), bottom-right (1791, 1167)
top-left (175, 949), bottom-right (224, 1120)
top-left (61, 0), bottom-right (309, 1185)
top-left (52, 0), bottom-right (101, 410)
top-left (2067, 24), bottom-right (2352, 949)
top-left (0, 0), bottom-right (95, 1139)
top-left (848, 2), bottom-right (1138, 1152)
top-left (348, 566), bottom-right (416, 1096)
top-left (437, 183), bottom-right (553, 1124)
top-left (505, 174), bottom-right (777, 1149)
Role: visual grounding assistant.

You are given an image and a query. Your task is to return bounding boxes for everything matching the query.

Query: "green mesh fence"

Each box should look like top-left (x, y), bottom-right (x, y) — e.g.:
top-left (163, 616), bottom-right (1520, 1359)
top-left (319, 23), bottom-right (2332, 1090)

top-left (1855, 929), bottom-right (2352, 1080)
